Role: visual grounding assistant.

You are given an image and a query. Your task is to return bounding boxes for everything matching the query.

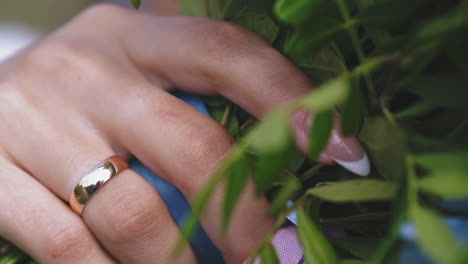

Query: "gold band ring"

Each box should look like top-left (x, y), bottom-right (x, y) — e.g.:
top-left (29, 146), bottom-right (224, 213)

top-left (69, 155), bottom-right (129, 215)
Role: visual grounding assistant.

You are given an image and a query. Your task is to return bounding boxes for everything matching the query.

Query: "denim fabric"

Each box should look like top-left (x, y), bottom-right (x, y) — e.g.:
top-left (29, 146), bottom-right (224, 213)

top-left (130, 93), bottom-right (225, 264)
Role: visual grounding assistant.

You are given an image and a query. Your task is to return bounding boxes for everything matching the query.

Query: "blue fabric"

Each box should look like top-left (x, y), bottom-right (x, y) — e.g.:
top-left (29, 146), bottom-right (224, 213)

top-left (130, 93), bottom-right (225, 264)
top-left (398, 216), bottom-right (468, 264)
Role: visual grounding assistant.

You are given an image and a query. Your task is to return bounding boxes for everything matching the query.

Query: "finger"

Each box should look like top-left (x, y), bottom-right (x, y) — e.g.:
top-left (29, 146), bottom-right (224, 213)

top-left (83, 169), bottom-right (197, 264)
top-left (0, 158), bottom-right (115, 264)
top-left (102, 86), bottom-right (273, 263)
top-left (70, 5), bottom-right (369, 174)
top-left (0, 108), bottom-right (195, 263)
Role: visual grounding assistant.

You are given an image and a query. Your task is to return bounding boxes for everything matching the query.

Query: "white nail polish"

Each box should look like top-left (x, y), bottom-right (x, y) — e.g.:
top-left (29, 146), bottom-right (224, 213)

top-left (331, 153), bottom-right (370, 176)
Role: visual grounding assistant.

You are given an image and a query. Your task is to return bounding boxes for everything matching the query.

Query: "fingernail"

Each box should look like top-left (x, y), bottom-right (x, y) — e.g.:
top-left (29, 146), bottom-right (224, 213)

top-left (291, 109), bottom-right (370, 176)
top-left (324, 127), bottom-right (370, 176)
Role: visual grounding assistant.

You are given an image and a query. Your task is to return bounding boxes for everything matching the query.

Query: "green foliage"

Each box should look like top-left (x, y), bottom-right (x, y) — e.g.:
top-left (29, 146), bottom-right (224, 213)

top-left (410, 205), bottom-right (458, 263)
top-left (416, 152), bottom-right (468, 198)
top-left (222, 149), bottom-right (250, 231)
top-left (130, 0), bottom-right (141, 9)
top-left (307, 179), bottom-right (395, 202)
top-left (0, 247), bottom-right (30, 264)
top-left (359, 116), bottom-right (406, 180)
top-left (298, 208), bottom-right (337, 264)
top-left (174, 0), bottom-right (468, 263)
top-left (308, 110), bottom-right (333, 159)
top-left (341, 78), bottom-right (366, 136)
top-left (286, 16), bottom-right (344, 57)
top-left (259, 243), bottom-right (280, 264)
top-left (274, 0), bottom-right (325, 25)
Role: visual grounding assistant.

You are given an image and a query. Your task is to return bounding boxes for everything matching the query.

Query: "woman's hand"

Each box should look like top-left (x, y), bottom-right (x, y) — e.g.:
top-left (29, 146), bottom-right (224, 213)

top-left (0, 4), bottom-right (368, 263)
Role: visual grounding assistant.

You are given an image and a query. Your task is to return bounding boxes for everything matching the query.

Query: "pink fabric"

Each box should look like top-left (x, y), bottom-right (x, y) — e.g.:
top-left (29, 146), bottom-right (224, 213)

top-left (272, 226), bottom-right (304, 264)
top-left (244, 226), bottom-right (304, 264)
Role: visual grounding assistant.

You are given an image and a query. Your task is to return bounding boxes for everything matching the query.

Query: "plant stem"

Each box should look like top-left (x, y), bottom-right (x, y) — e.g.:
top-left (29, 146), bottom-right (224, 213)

top-left (335, 0), bottom-right (378, 106)
top-left (204, 0), bottom-right (210, 16)
top-left (299, 63), bottom-right (343, 73)
top-left (382, 106), bottom-right (397, 125)
top-left (447, 119), bottom-right (467, 140)
top-left (221, 102), bottom-right (233, 127)
top-left (405, 154), bottom-right (418, 207)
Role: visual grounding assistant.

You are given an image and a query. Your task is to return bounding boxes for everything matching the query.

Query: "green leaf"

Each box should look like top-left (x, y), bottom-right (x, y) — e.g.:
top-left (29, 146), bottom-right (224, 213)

top-left (209, 103), bottom-right (239, 138)
top-left (307, 180), bottom-right (396, 202)
top-left (308, 110), bottom-right (333, 159)
top-left (180, 0), bottom-right (208, 16)
top-left (331, 237), bottom-right (379, 260)
top-left (130, 0), bottom-right (141, 9)
top-left (286, 16), bottom-right (344, 57)
top-left (298, 208), bottom-right (337, 264)
top-left (260, 243), bottom-right (280, 264)
top-left (449, 248), bottom-right (468, 264)
top-left (274, 0), bottom-right (325, 25)
top-left (204, 96), bottom-right (228, 108)
top-left (235, 11), bottom-right (279, 43)
top-left (410, 205), bottom-right (458, 263)
top-left (0, 247), bottom-right (28, 264)
top-left (341, 78), bottom-right (366, 137)
top-left (297, 44), bottom-right (347, 83)
top-left (415, 152), bottom-right (468, 198)
top-left (415, 152), bottom-right (468, 174)
top-left (269, 175), bottom-right (301, 216)
top-left (357, 0), bottom-right (422, 30)
top-left (395, 101), bottom-right (437, 120)
top-left (300, 76), bottom-right (351, 112)
top-left (419, 174), bottom-right (468, 199)
top-left (402, 74), bottom-right (468, 108)
top-left (222, 151), bottom-right (249, 231)
top-left (359, 116), bottom-right (406, 180)
top-left (246, 110), bottom-right (296, 194)
top-left (447, 41), bottom-right (468, 77)
top-left (414, 4), bottom-right (468, 42)
top-left (247, 110), bottom-right (293, 153)
top-left (252, 146), bottom-right (297, 195)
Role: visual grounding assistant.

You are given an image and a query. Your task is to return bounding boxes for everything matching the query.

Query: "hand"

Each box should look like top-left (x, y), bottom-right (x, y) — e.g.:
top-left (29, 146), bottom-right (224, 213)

top-left (0, 4), bottom-right (368, 263)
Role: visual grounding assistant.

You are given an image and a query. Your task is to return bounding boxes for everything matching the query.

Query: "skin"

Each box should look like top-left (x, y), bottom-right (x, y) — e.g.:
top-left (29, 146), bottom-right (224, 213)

top-left (0, 2), bottom-right (365, 264)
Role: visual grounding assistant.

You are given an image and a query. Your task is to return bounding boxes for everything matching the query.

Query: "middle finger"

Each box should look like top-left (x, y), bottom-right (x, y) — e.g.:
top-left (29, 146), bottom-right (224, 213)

top-left (0, 95), bottom-right (196, 263)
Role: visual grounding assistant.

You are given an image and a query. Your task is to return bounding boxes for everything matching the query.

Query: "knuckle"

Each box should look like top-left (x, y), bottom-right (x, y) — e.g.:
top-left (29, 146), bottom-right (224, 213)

top-left (190, 20), bottom-right (257, 59)
top-left (27, 37), bottom-right (98, 74)
top-left (104, 184), bottom-right (162, 242)
top-left (208, 20), bottom-right (251, 43)
top-left (79, 3), bottom-right (128, 21)
top-left (180, 121), bottom-right (233, 179)
top-left (45, 223), bottom-right (92, 262)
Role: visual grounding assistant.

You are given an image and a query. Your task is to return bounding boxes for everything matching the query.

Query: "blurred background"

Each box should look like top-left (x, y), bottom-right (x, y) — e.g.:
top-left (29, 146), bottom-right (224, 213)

top-left (0, 0), bottom-right (132, 62)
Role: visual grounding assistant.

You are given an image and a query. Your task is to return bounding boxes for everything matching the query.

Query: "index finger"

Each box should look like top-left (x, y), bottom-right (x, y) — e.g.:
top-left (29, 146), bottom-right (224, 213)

top-left (69, 5), bottom-right (369, 173)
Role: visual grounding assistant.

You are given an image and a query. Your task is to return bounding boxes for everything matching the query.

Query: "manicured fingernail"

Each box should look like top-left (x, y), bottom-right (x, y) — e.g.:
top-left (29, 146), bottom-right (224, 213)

top-left (291, 109), bottom-right (370, 176)
top-left (324, 128), bottom-right (370, 176)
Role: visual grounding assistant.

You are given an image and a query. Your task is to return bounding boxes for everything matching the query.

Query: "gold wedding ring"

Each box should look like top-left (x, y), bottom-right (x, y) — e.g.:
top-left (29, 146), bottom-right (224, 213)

top-left (69, 155), bottom-right (129, 215)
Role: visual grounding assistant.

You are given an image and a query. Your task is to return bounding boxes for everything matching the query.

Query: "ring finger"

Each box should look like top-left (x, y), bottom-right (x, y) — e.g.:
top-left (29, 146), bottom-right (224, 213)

top-left (0, 157), bottom-right (115, 264)
top-left (1, 106), bottom-right (196, 263)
